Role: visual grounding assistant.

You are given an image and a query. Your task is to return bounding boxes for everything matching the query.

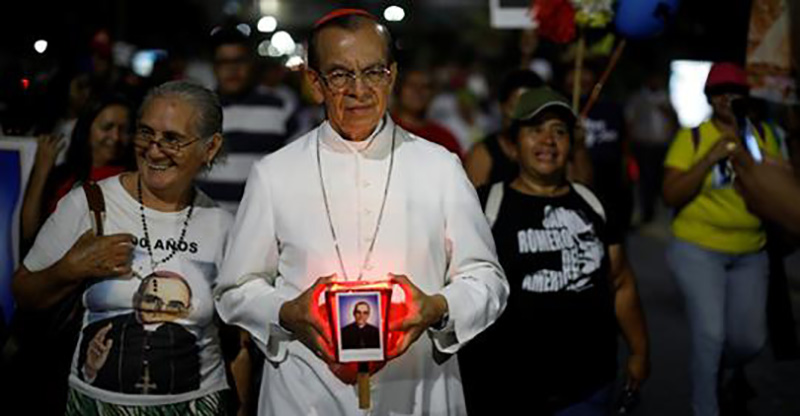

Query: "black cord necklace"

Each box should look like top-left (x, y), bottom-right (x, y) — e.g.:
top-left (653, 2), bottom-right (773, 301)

top-left (137, 174), bottom-right (195, 273)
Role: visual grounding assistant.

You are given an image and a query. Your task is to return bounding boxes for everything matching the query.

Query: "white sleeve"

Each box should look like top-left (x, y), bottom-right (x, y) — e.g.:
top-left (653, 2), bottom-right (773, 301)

top-left (431, 154), bottom-right (509, 353)
top-left (213, 164), bottom-right (292, 360)
top-left (23, 188), bottom-right (91, 272)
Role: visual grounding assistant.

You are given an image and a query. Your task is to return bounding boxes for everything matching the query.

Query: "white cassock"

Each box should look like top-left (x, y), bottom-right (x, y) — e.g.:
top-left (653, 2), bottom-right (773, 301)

top-left (215, 116), bottom-right (508, 416)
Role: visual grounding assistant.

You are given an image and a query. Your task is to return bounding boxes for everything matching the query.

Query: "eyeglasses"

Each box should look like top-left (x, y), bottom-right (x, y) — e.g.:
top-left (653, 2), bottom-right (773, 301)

top-left (134, 128), bottom-right (203, 154)
top-left (318, 66), bottom-right (392, 90)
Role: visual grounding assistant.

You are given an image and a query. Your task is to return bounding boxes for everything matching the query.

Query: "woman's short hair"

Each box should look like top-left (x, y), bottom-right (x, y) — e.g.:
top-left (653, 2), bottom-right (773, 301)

top-left (139, 80), bottom-right (223, 141)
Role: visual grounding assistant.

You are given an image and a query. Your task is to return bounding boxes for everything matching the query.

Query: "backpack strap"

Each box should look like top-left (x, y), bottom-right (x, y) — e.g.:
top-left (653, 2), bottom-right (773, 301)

top-left (571, 182), bottom-right (606, 222)
top-left (484, 182), bottom-right (504, 228)
top-left (764, 121), bottom-right (789, 159)
top-left (82, 181), bottom-right (105, 236)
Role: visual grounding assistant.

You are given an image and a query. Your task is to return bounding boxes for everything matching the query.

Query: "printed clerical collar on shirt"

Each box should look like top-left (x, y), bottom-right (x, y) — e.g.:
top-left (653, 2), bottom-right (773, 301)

top-left (319, 115), bottom-right (394, 157)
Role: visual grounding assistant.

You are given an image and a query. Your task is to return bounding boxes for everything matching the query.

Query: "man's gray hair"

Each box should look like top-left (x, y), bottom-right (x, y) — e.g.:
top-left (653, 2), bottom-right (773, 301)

top-left (140, 80), bottom-right (223, 141)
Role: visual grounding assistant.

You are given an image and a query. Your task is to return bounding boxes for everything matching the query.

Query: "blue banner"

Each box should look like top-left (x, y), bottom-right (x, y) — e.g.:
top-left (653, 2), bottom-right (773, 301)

top-left (0, 137), bottom-right (37, 324)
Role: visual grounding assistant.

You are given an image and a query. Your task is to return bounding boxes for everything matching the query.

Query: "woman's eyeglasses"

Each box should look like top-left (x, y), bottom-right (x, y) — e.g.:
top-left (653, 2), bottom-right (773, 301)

top-left (134, 128), bottom-right (203, 153)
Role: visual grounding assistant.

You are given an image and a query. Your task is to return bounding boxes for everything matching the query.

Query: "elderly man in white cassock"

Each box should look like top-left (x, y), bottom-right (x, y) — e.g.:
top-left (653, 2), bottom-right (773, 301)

top-left (214, 9), bottom-right (508, 416)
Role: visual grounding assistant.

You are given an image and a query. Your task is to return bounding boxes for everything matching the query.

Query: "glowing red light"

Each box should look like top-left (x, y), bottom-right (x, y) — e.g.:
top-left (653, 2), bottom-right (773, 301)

top-left (21, 78), bottom-right (30, 90)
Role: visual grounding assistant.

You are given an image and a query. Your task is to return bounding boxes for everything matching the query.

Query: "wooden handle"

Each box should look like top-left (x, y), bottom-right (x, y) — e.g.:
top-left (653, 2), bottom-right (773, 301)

top-left (572, 33), bottom-right (586, 112)
top-left (357, 372), bottom-right (370, 409)
top-left (580, 39), bottom-right (627, 119)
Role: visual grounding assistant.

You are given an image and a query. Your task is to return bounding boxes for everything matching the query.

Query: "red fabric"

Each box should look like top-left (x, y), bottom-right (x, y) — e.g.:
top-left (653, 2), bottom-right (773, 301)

top-left (314, 8), bottom-right (377, 28)
top-left (627, 155), bottom-right (640, 183)
top-left (531, 0), bottom-right (576, 44)
top-left (393, 116), bottom-right (464, 159)
top-left (48, 165), bottom-right (126, 214)
top-left (705, 62), bottom-right (749, 89)
top-left (90, 29), bottom-right (112, 58)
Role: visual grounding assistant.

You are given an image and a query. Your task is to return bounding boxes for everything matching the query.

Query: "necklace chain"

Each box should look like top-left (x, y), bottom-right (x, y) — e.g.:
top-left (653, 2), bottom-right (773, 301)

top-left (316, 124), bottom-right (396, 281)
top-left (137, 174), bottom-right (195, 273)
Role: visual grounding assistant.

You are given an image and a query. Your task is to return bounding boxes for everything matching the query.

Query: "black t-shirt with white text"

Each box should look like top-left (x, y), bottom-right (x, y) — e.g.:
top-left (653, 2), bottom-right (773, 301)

top-left (459, 183), bottom-right (620, 414)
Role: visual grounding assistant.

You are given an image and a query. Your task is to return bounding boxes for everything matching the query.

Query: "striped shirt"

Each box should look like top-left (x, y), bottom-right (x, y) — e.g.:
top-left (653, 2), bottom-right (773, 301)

top-left (197, 89), bottom-right (295, 212)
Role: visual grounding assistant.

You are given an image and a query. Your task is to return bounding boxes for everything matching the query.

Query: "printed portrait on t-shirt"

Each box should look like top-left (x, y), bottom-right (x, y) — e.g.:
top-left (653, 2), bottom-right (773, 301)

top-left (77, 271), bottom-right (200, 395)
top-left (517, 205), bottom-right (604, 293)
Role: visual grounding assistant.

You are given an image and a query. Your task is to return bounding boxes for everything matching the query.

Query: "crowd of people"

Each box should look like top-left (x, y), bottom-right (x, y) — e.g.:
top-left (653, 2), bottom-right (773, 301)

top-left (1, 7), bottom-right (799, 416)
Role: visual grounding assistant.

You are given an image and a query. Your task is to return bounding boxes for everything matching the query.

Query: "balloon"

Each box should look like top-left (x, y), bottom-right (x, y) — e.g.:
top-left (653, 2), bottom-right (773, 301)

top-left (615, 0), bottom-right (681, 39)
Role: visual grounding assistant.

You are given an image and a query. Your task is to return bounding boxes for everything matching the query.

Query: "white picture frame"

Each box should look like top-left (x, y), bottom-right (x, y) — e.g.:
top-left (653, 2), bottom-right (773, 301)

top-left (335, 291), bottom-right (384, 363)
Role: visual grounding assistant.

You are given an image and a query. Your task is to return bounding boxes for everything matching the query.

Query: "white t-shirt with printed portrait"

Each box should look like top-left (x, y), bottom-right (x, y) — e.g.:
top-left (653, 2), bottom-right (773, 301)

top-left (24, 174), bottom-right (232, 406)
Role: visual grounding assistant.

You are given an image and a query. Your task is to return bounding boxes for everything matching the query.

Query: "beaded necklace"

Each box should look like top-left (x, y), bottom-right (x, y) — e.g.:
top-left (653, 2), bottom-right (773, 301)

top-left (136, 174), bottom-right (195, 274)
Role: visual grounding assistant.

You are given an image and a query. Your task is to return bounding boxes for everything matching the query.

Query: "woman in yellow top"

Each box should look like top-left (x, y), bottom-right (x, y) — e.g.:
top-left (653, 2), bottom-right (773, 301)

top-left (662, 62), bottom-right (781, 416)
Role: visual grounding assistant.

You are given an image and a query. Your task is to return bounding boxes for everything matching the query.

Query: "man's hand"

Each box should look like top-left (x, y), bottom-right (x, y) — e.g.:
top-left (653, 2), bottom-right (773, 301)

top-left (84, 322), bottom-right (114, 382)
top-left (625, 353), bottom-right (650, 391)
top-left (279, 275), bottom-right (335, 363)
top-left (386, 273), bottom-right (448, 361)
top-left (60, 231), bottom-right (134, 281)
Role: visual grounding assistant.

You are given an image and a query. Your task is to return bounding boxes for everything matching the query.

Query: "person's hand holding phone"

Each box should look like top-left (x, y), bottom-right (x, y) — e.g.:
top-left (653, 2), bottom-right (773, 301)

top-left (730, 98), bottom-right (763, 163)
top-left (704, 137), bottom-right (738, 166)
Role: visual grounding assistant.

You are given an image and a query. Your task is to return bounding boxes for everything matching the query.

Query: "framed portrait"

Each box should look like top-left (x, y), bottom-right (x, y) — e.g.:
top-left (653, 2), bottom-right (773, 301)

top-left (332, 291), bottom-right (385, 363)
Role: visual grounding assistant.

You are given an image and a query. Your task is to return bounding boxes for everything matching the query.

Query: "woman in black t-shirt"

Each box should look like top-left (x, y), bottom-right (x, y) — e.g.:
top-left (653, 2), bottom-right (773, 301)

top-left (458, 87), bottom-right (650, 416)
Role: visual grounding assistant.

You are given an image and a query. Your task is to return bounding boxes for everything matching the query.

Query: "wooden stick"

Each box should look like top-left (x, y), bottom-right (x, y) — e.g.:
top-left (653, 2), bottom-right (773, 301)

top-left (572, 31), bottom-right (586, 112)
top-left (357, 361), bottom-right (370, 409)
top-left (580, 38), bottom-right (627, 119)
top-left (357, 372), bottom-right (370, 409)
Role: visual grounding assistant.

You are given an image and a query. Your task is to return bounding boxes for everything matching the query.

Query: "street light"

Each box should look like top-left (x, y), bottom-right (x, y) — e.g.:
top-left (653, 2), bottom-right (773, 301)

top-left (384, 5), bottom-right (405, 22)
top-left (285, 55), bottom-right (304, 69)
top-left (271, 31), bottom-right (295, 56)
top-left (258, 16), bottom-right (278, 33)
top-left (236, 23), bottom-right (252, 37)
top-left (34, 40), bottom-right (48, 54)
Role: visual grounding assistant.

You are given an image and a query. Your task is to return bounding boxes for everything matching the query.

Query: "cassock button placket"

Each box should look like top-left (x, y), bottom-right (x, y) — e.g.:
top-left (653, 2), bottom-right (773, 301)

top-left (317, 124), bottom-right (397, 282)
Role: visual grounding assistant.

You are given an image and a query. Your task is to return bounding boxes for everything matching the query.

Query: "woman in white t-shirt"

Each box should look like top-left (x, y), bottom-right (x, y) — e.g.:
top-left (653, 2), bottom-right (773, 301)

top-left (12, 81), bottom-right (246, 415)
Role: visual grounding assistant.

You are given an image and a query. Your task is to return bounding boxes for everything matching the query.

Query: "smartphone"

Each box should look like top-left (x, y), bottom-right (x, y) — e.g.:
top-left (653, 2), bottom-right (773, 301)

top-left (742, 118), bottom-right (763, 163)
top-left (731, 98), bottom-right (763, 163)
